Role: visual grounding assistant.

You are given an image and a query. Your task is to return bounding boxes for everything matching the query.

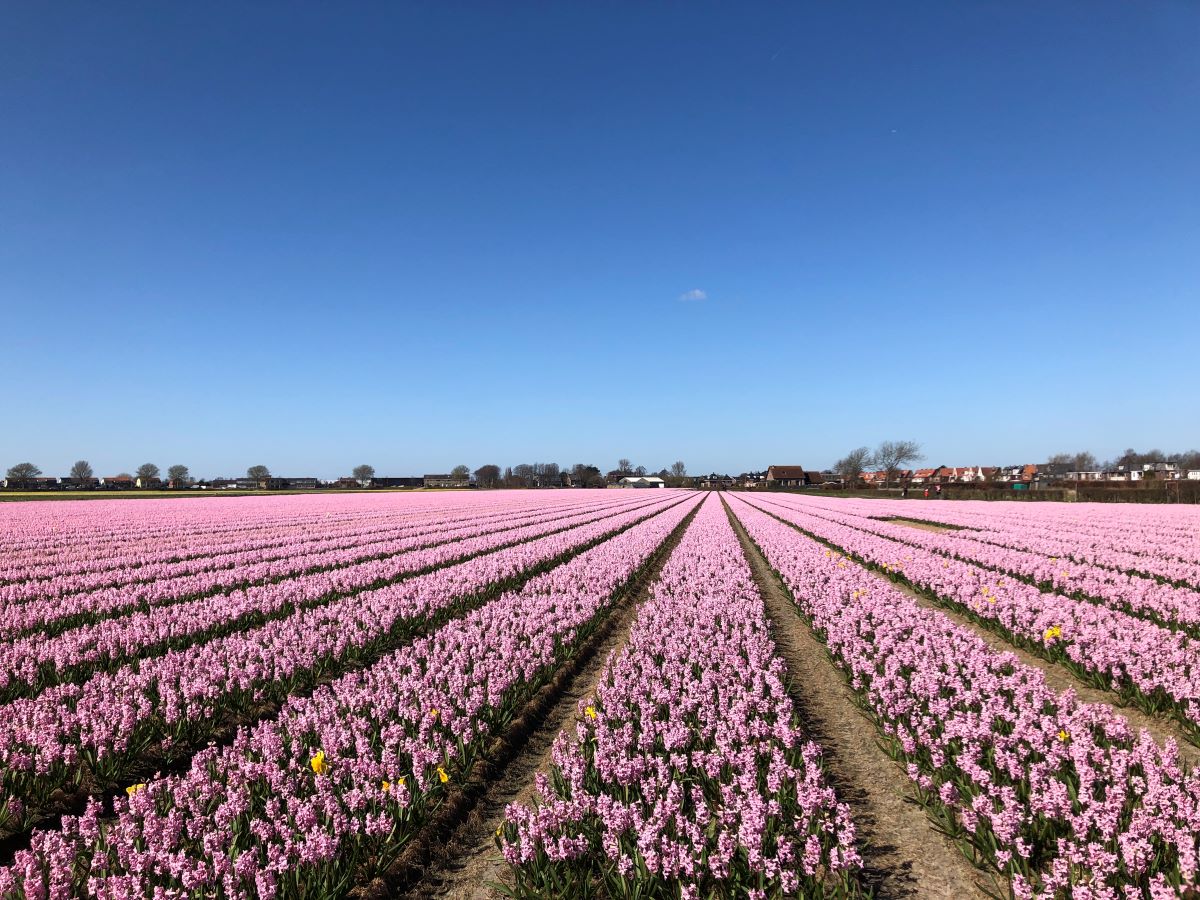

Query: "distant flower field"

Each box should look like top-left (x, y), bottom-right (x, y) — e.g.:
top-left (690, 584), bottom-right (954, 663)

top-left (1, 490), bottom-right (1200, 898)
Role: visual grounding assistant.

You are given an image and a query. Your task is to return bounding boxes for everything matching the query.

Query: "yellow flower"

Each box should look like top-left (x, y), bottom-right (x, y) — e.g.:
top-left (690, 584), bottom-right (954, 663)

top-left (987, 597), bottom-right (996, 604)
top-left (126, 783), bottom-right (147, 796)
top-left (837, 561), bottom-right (845, 568)
top-left (1058, 729), bottom-right (1070, 743)
top-left (825, 550), bottom-right (831, 558)
top-left (496, 825), bottom-right (503, 837)
top-left (1044, 625), bottom-right (1063, 642)
top-left (437, 766), bottom-right (450, 784)
top-left (382, 780), bottom-right (392, 793)
top-left (429, 708), bottom-right (440, 718)
top-left (310, 750), bottom-right (329, 776)
top-left (585, 705), bottom-right (597, 720)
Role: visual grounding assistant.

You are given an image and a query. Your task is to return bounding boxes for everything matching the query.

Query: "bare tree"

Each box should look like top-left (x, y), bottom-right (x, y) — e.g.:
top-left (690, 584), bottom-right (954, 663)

top-left (872, 440), bottom-right (923, 486)
top-left (136, 463), bottom-right (161, 484)
top-left (247, 465), bottom-right (271, 479)
top-left (834, 446), bottom-right (872, 484)
top-left (450, 464), bottom-right (471, 481)
top-left (474, 464), bottom-right (501, 488)
top-left (70, 460), bottom-right (95, 485)
top-left (167, 464), bottom-right (190, 486)
top-left (634, 465), bottom-right (647, 476)
top-left (670, 461), bottom-right (687, 478)
top-left (352, 464), bottom-right (375, 483)
top-left (6, 462), bottom-right (42, 484)
top-left (617, 458), bottom-right (633, 475)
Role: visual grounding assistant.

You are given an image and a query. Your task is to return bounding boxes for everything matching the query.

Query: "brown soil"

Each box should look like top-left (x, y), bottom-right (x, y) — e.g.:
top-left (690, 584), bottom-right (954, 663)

top-left (376, 501), bottom-right (700, 900)
top-left (723, 498), bottom-right (992, 900)
top-left (871, 570), bottom-right (1200, 770)
top-left (881, 517), bottom-right (958, 534)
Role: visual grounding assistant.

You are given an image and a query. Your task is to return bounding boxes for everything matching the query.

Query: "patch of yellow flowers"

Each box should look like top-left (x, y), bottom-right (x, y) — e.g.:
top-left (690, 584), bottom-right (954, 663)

top-left (1044, 625), bottom-right (1063, 642)
top-left (310, 750), bottom-right (329, 776)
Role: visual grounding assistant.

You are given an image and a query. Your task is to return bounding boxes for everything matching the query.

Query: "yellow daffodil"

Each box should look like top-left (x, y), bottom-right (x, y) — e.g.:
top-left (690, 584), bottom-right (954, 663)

top-left (126, 783), bottom-right (146, 796)
top-left (310, 750), bottom-right (329, 776)
top-left (1044, 625), bottom-right (1063, 642)
top-left (429, 708), bottom-right (440, 718)
top-left (585, 705), bottom-right (597, 720)
top-left (437, 766), bottom-right (450, 784)
top-left (1058, 729), bottom-right (1070, 743)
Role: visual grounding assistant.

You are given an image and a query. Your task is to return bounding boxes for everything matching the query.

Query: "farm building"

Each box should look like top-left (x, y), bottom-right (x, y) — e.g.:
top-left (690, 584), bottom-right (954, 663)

top-left (424, 474), bottom-right (470, 488)
top-left (613, 476), bottom-right (666, 488)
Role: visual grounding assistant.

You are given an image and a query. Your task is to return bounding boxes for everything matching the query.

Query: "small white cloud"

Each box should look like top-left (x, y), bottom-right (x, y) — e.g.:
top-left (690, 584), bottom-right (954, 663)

top-left (678, 288), bottom-right (707, 302)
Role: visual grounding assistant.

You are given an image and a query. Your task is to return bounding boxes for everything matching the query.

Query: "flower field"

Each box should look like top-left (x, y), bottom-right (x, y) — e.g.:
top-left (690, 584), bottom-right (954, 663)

top-left (1, 491), bottom-right (1199, 898)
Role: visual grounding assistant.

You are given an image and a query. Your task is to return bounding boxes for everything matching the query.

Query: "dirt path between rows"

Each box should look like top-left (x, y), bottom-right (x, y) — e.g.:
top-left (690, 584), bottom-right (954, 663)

top-left (880, 517), bottom-right (958, 534)
top-left (388, 502), bottom-right (698, 900)
top-left (722, 498), bottom-right (991, 900)
top-left (871, 570), bottom-right (1200, 770)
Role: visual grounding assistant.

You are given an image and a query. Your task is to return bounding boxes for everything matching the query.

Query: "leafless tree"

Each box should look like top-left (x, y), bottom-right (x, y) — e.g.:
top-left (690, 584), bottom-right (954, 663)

top-left (70, 460), bottom-right (95, 484)
top-left (670, 461), bottom-right (686, 478)
top-left (834, 446), bottom-right (872, 484)
top-left (6, 462), bottom-right (42, 482)
top-left (167, 464), bottom-right (190, 485)
top-left (352, 464), bottom-right (375, 483)
top-left (872, 440), bottom-right (923, 486)
top-left (617, 458), bottom-right (633, 474)
top-left (247, 465), bottom-right (271, 479)
top-left (136, 463), bottom-right (161, 483)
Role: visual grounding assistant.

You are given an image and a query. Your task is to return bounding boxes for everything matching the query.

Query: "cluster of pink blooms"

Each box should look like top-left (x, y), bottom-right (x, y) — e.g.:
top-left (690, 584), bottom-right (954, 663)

top-left (0, 492), bottom-right (687, 834)
top-left (744, 494), bottom-right (1200, 738)
top-left (0, 494), bottom-right (666, 702)
top-left (845, 498), bottom-right (1200, 584)
top-left (728, 494), bottom-right (1200, 898)
top-left (0, 493), bottom-right (646, 609)
top-left (765, 496), bottom-right (1200, 632)
top-left (501, 495), bottom-right (861, 899)
top-left (0, 494), bottom-right (702, 898)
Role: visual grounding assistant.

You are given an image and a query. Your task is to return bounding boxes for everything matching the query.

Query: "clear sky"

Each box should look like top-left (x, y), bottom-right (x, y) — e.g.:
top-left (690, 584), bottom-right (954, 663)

top-left (3, 3), bottom-right (1198, 479)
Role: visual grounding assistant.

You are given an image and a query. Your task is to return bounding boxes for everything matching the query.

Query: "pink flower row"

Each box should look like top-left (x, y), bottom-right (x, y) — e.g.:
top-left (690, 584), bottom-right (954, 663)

top-left (741, 495), bottom-right (1200, 737)
top-left (728, 495), bottom-right (1200, 899)
top-left (0, 493), bottom-right (690, 832)
top-left (502, 494), bottom-right (860, 899)
top-left (0, 495), bottom-right (702, 898)
top-left (0, 493), bottom-right (619, 602)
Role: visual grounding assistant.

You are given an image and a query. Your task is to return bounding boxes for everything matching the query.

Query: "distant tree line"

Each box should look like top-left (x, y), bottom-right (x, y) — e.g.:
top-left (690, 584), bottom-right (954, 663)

top-left (833, 440), bottom-right (924, 485)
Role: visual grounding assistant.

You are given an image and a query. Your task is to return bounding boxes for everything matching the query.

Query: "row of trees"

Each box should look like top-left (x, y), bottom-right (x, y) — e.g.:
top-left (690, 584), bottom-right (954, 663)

top-left (833, 440), bottom-right (924, 485)
top-left (4, 461), bottom-right (277, 487)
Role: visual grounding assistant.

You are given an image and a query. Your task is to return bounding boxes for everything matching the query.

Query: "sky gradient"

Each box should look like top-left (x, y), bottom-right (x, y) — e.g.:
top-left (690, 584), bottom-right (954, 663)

top-left (3, 3), bottom-right (1198, 478)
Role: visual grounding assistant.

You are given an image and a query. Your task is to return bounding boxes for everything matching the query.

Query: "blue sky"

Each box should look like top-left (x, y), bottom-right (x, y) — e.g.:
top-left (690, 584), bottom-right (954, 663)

top-left (3, 3), bottom-right (1198, 478)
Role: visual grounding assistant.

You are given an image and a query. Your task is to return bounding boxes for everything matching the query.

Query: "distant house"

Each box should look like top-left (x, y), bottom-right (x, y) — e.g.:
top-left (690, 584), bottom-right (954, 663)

top-left (614, 476), bottom-right (666, 489)
top-left (910, 469), bottom-right (937, 484)
top-left (136, 477), bottom-right (163, 489)
top-left (699, 473), bottom-right (734, 489)
top-left (765, 465), bottom-right (810, 488)
top-left (424, 473), bottom-right (470, 489)
top-left (2, 476), bottom-right (61, 490)
top-left (1067, 471), bottom-right (1105, 481)
top-left (100, 475), bottom-right (136, 489)
top-left (1187, 470), bottom-right (1200, 481)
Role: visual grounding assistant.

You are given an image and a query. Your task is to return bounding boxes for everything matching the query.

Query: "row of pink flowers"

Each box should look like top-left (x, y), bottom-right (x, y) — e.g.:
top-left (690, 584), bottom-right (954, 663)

top-left (0, 492), bottom-right (600, 582)
top-left (0, 495), bottom-right (703, 897)
top-left (501, 494), bottom-right (860, 899)
top-left (761, 496), bottom-right (1200, 632)
top-left (728, 494), bottom-right (1200, 899)
top-left (0, 494), bottom-right (690, 834)
top-left (742, 494), bottom-right (1200, 738)
top-left (0, 492), bottom-right (628, 604)
top-left (0, 495), bottom-right (660, 641)
top-left (0, 495), bottom-right (665, 700)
